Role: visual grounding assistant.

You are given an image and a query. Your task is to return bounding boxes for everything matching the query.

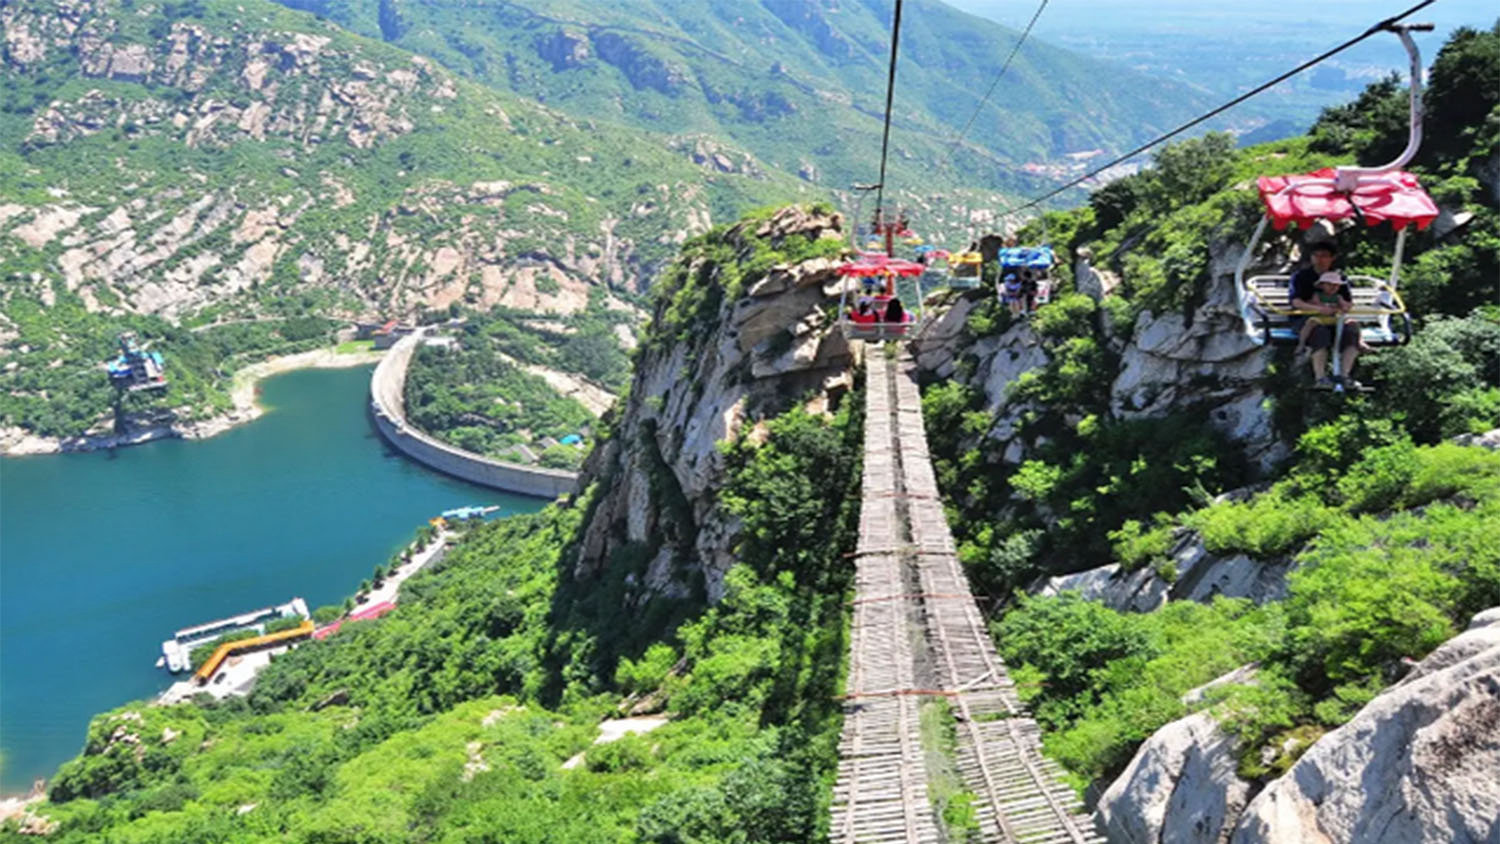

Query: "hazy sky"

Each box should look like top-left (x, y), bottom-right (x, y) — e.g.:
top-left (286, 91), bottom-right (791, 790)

top-left (944, 0), bottom-right (1496, 40)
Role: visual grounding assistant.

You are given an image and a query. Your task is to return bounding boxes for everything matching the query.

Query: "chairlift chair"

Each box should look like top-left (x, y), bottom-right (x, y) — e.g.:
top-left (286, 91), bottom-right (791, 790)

top-left (997, 245), bottom-right (1057, 309)
top-left (835, 255), bottom-right (926, 342)
top-left (945, 250), bottom-right (985, 290)
top-left (1233, 23), bottom-right (1437, 387)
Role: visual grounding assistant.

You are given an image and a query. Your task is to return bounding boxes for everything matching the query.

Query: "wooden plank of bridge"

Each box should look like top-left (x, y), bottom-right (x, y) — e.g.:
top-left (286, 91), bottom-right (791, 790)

top-left (830, 352), bottom-right (942, 844)
top-left (891, 352), bottom-right (1103, 844)
top-left (830, 347), bottom-right (1103, 844)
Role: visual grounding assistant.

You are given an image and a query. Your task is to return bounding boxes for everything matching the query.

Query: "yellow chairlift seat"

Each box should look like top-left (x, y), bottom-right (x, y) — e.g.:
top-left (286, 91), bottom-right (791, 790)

top-left (946, 251), bottom-right (984, 289)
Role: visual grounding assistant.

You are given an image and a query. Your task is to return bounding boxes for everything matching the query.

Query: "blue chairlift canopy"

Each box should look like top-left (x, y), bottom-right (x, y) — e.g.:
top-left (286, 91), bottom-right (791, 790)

top-left (997, 246), bottom-right (1055, 269)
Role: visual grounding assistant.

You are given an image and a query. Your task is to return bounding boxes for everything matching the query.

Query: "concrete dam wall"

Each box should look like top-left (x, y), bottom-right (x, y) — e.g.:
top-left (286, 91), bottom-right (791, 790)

top-left (369, 334), bottom-right (578, 499)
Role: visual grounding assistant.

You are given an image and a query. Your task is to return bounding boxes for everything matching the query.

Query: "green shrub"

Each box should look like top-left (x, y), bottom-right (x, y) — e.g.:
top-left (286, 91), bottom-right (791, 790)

top-left (1186, 489), bottom-right (1332, 558)
top-left (994, 592), bottom-right (1157, 721)
top-left (1109, 518), bottom-right (1175, 569)
top-left (584, 734), bottom-right (652, 773)
top-left (1336, 438), bottom-right (1417, 513)
top-left (265, 616), bottom-right (307, 634)
top-left (614, 643), bottom-right (678, 695)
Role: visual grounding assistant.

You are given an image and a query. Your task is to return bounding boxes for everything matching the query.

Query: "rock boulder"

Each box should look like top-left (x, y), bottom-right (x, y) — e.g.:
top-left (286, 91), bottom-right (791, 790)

top-left (1097, 710), bottom-right (1254, 844)
top-left (1230, 607), bottom-right (1500, 844)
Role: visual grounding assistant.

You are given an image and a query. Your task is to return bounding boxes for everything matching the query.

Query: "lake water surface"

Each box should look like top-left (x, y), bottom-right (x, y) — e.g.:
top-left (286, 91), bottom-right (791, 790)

top-left (0, 365), bottom-right (544, 793)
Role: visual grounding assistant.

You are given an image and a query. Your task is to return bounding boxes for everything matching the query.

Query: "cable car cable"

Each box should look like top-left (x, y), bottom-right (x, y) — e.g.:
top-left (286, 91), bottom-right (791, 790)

top-left (1003, 0), bottom-right (1441, 216)
top-left (874, 0), bottom-right (905, 215)
top-left (946, 0), bottom-right (1049, 163)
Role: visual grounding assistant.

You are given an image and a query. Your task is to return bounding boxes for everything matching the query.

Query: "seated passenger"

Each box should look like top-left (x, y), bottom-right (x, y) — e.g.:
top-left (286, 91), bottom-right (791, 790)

top-left (1002, 273), bottom-right (1024, 316)
top-left (883, 298), bottom-right (907, 324)
top-left (849, 298), bottom-right (879, 325)
top-left (1291, 244), bottom-right (1365, 386)
top-left (1020, 270), bottom-right (1039, 314)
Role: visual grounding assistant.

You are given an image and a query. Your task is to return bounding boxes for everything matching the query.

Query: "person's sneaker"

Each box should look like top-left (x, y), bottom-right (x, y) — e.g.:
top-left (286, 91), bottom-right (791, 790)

top-left (1314, 376), bottom-right (1334, 389)
top-left (1346, 379), bottom-right (1365, 391)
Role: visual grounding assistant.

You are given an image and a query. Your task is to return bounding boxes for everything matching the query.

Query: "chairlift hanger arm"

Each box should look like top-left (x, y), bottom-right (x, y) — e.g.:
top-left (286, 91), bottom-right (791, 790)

top-left (1335, 22), bottom-right (1435, 191)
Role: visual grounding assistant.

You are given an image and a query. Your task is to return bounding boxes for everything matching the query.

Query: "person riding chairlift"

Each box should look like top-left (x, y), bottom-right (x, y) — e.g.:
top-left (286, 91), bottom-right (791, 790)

top-left (1289, 241), bottom-right (1372, 388)
top-left (883, 297), bottom-right (908, 324)
top-left (848, 297), bottom-right (880, 325)
top-left (1020, 269), bottom-right (1039, 313)
top-left (1002, 273), bottom-right (1024, 316)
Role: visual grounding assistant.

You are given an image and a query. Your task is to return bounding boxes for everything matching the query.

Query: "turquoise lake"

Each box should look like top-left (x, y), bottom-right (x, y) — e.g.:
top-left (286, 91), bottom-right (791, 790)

top-left (0, 364), bottom-right (545, 794)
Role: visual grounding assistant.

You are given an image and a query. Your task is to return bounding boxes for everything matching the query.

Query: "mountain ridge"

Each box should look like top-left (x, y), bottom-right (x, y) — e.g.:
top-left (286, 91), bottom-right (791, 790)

top-left (265, 0), bottom-right (1223, 195)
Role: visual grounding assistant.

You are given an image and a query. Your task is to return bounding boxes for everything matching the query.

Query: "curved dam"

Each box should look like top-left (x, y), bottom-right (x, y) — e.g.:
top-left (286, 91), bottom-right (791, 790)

top-left (369, 333), bottom-right (578, 499)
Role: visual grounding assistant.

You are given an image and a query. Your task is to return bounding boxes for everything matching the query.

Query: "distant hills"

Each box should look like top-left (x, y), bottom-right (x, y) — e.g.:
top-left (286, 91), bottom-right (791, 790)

top-left (266, 0), bottom-right (1220, 197)
top-left (0, 0), bottom-right (812, 435)
top-left (1, 0), bottom-right (1223, 439)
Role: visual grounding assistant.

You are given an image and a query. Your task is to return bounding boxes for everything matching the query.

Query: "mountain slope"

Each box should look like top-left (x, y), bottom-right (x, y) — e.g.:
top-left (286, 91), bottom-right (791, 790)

top-left (912, 22), bottom-right (1500, 837)
top-left (266, 0), bottom-right (1220, 196)
top-left (0, 0), bottom-right (817, 438)
top-left (9, 205), bottom-right (863, 842)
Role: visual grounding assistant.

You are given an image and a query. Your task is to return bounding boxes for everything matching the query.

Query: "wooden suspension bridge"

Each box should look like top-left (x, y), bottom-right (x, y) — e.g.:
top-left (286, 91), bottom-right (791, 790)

top-left (830, 350), bottom-right (1104, 844)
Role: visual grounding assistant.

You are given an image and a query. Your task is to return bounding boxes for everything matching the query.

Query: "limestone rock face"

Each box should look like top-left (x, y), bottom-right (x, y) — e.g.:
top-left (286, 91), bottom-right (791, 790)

top-left (574, 207), bottom-right (855, 602)
top-left (535, 28), bottom-right (590, 71)
top-left (910, 288), bottom-right (986, 378)
top-left (1230, 607), bottom-right (1500, 844)
top-left (592, 31), bottom-right (687, 93)
top-left (1033, 531), bottom-right (1292, 613)
top-left (1110, 268), bottom-right (1280, 471)
top-left (1097, 710), bottom-right (1254, 844)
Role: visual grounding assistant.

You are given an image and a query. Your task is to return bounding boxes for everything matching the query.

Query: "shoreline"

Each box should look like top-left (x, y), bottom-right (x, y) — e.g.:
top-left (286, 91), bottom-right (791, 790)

top-left (0, 346), bottom-right (384, 458)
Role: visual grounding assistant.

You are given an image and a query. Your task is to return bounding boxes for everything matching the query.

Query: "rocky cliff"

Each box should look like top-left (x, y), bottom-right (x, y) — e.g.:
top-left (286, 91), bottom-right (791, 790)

top-left (1099, 606), bottom-right (1500, 844)
top-left (572, 204), bottom-right (855, 602)
top-left (0, 0), bottom-right (809, 324)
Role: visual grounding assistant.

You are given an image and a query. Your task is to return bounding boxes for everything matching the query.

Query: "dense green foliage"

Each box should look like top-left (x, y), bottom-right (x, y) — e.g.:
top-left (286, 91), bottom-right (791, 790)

top-left (404, 343), bottom-right (594, 465)
top-left (926, 24), bottom-right (1500, 599)
top-left (0, 311), bottom-right (338, 437)
top-left (916, 25), bottom-right (1500, 795)
top-left (399, 292), bottom-right (638, 466)
top-left (999, 438), bottom-right (1500, 785)
top-left (19, 389), bottom-right (862, 841)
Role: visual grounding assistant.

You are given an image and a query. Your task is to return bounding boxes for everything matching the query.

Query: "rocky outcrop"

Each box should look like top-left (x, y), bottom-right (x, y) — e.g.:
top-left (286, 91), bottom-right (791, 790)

top-left (1097, 710), bottom-right (1254, 844)
top-left (1033, 530), bottom-right (1292, 613)
top-left (574, 206), bottom-right (855, 602)
top-left (1230, 607), bottom-right (1500, 844)
top-left (535, 28), bottom-right (590, 71)
top-left (592, 31), bottom-right (687, 93)
top-left (671, 136), bottom-right (766, 178)
top-left (761, 0), bottom-right (855, 60)
top-left (1096, 609), bottom-right (1500, 843)
top-left (1110, 247), bottom-right (1281, 471)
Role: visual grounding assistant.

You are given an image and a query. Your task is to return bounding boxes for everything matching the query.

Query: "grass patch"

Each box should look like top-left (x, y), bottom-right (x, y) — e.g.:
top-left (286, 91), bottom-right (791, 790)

top-left (920, 697), bottom-right (979, 842)
top-left (334, 339), bottom-right (376, 354)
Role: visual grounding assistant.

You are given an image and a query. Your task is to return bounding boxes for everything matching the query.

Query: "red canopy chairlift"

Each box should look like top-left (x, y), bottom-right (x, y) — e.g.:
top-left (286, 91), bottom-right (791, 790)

top-left (836, 255), bottom-right (926, 342)
top-left (1234, 22), bottom-right (1437, 390)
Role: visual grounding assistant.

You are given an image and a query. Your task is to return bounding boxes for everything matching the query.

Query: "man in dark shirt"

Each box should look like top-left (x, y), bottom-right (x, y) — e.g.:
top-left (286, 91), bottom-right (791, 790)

top-left (1289, 241), bottom-right (1361, 386)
